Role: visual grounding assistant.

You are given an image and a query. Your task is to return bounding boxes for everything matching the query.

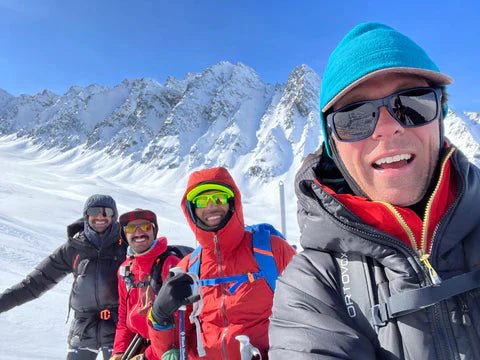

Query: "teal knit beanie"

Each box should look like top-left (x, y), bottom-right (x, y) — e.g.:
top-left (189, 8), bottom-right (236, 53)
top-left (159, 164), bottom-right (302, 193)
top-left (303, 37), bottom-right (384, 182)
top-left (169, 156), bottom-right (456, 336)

top-left (320, 22), bottom-right (452, 157)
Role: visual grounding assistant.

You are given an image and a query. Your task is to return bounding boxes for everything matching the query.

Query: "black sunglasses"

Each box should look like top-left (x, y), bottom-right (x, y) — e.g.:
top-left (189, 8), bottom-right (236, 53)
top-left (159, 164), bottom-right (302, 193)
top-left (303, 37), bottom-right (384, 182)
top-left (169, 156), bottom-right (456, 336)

top-left (326, 87), bottom-right (442, 142)
top-left (86, 207), bottom-right (114, 217)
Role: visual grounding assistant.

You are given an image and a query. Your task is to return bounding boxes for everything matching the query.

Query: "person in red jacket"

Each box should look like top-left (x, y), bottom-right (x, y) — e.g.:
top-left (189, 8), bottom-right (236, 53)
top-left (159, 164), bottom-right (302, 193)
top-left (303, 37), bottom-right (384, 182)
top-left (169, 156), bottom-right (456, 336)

top-left (110, 209), bottom-right (181, 360)
top-left (148, 167), bottom-right (296, 359)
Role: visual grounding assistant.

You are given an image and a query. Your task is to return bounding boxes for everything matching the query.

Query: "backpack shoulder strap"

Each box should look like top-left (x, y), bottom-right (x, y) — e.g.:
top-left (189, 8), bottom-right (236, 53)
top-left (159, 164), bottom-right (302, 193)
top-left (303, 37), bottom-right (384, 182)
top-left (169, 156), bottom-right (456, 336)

top-left (247, 223), bottom-right (284, 292)
top-left (188, 246), bottom-right (203, 277)
top-left (166, 245), bottom-right (195, 259)
top-left (372, 267), bottom-right (480, 327)
top-left (150, 245), bottom-right (195, 294)
top-left (186, 224), bottom-right (283, 293)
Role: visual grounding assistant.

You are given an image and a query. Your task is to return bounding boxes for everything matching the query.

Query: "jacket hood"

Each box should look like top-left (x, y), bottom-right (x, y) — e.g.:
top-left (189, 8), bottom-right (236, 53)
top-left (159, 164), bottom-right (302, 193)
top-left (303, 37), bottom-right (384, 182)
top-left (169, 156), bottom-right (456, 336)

top-left (67, 218), bottom-right (85, 238)
top-left (181, 167), bottom-right (245, 252)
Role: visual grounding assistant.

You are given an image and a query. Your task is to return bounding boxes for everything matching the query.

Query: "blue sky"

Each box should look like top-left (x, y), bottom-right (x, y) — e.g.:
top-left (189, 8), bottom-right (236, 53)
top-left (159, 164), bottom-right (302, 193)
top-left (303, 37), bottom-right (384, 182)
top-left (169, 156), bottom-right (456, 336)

top-left (1, 0), bottom-right (479, 111)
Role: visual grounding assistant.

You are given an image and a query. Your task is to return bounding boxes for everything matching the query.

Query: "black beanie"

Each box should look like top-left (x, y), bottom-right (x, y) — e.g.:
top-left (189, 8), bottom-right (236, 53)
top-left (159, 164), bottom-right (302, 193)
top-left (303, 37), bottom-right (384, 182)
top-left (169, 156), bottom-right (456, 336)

top-left (83, 194), bottom-right (119, 220)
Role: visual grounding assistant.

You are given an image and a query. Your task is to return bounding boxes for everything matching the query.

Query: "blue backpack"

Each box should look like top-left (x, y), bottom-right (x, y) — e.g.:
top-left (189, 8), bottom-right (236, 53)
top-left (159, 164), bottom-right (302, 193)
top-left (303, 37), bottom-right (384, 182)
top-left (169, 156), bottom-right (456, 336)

top-left (187, 223), bottom-right (285, 294)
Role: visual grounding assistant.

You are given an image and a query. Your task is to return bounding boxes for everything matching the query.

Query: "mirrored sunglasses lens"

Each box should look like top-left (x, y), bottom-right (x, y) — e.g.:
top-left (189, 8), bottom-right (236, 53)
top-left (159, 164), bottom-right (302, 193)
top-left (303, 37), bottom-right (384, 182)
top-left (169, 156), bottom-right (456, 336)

top-left (139, 223), bottom-right (153, 232)
top-left (87, 207), bottom-right (113, 217)
top-left (194, 196), bottom-right (209, 208)
top-left (124, 223), bottom-right (152, 233)
top-left (86, 207), bottom-right (101, 216)
top-left (104, 208), bottom-right (114, 217)
top-left (193, 193), bottom-right (230, 208)
top-left (212, 194), bottom-right (228, 205)
top-left (390, 89), bottom-right (438, 126)
top-left (333, 102), bottom-right (377, 141)
top-left (124, 225), bottom-right (136, 233)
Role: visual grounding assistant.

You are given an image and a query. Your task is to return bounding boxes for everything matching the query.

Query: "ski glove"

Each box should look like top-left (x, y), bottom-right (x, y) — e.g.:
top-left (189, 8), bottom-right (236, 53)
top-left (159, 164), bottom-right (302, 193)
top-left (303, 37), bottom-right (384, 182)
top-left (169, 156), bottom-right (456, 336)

top-left (151, 272), bottom-right (200, 326)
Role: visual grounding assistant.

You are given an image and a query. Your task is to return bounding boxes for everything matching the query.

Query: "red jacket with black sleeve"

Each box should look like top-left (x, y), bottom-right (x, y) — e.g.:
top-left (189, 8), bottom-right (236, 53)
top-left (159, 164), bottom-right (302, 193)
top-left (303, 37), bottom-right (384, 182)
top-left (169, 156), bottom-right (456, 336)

top-left (148, 167), bottom-right (296, 359)
top-left (112, 237), bottom-right (180, 359)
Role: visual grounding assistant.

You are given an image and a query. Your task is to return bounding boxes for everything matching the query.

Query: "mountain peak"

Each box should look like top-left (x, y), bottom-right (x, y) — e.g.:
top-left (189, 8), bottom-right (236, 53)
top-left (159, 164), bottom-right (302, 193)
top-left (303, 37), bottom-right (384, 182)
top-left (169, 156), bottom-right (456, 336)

top-left (1, 63), bottom-right (478, 180)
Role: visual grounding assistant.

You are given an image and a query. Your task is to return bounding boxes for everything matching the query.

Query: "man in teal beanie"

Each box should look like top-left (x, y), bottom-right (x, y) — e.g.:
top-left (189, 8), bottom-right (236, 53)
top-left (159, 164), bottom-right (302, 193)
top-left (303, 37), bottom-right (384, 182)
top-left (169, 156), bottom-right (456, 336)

top-left (270, 22), bottom-right (480, 359)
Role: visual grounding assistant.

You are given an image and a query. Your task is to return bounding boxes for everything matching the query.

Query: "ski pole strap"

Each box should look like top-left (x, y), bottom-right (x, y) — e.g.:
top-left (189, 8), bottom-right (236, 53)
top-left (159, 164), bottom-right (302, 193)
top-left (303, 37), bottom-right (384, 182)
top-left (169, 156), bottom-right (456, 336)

top-left (186, 272), bottom-right (206, 358)
top-left (372, 268), bottom-right (480, 327)
top-left (197, 271), bottom-right (264, 295)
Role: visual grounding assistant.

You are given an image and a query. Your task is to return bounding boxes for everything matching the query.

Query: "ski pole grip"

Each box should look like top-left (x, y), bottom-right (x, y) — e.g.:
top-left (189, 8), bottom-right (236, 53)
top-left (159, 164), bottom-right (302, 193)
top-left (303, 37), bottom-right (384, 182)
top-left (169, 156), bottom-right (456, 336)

top-left (169, 266), bottom-right (185, 278)
top-left (169, 267), bottom-right (188, 311)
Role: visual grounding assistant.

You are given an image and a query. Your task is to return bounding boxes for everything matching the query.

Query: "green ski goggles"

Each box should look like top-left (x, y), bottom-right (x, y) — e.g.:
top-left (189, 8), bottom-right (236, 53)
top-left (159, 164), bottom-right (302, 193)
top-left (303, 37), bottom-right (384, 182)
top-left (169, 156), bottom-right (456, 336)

top-left (192, 192), bottom-right (232, 208)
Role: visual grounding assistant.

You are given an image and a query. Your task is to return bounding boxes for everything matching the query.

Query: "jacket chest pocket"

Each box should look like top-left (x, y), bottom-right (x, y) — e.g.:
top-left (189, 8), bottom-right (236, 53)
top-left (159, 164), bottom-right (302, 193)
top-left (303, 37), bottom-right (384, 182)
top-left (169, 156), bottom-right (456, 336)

top-left (75, 258), bottom-right (91, 276)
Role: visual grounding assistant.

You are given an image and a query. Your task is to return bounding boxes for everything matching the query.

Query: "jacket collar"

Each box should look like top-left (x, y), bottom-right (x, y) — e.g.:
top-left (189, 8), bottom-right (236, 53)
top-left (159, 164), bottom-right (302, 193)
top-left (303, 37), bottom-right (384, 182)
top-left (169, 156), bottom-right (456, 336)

top-left (295, 144), bottom-right (478, 262)
top-left (129, 237), bottom-right (168, 268)
top-left (321, 147), bottom-right (456, 254)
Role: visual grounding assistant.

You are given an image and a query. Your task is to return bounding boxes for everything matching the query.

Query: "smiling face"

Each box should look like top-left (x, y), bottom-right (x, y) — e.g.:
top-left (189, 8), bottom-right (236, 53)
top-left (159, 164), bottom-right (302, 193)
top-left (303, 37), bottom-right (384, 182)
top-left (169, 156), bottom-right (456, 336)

top-left (332, 73), bottom-right (441, 206)
top-left (194, 190), bottom-right (230, 228)
top-left (124, 219), bottom-right (155, 254)
top-left (87, 213), bottom-right (113, 234)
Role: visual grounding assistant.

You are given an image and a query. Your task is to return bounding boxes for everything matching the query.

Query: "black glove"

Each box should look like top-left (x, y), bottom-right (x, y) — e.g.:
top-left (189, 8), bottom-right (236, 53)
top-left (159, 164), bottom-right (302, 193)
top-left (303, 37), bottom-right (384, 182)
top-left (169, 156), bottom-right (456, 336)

top-left (0, 291), bottom-right (19, 313)
top-left (151, 273), bottom-right (200, 326)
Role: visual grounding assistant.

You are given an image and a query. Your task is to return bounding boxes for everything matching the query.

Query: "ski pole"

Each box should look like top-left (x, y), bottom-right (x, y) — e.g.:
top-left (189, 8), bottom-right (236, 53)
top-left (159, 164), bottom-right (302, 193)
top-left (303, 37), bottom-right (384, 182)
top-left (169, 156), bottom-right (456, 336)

top-left (121, 333), bottom-right (145, 360)
top-left (179, 303), bottom-right (187, 360)
top-left (169, 267), bottom-right (188, 360)
top-left (235, 335), bottom-right (262, 360)
top-left (169, 267), bottom-right (205, 357)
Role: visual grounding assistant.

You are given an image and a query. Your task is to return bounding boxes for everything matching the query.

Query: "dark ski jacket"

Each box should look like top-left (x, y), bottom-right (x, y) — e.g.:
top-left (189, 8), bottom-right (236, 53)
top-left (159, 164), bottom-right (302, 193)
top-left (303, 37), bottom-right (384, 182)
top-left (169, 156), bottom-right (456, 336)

top-left (0, 219), bottom-right (127, 348)
top-left (269, 146), bottom-right (480, 360)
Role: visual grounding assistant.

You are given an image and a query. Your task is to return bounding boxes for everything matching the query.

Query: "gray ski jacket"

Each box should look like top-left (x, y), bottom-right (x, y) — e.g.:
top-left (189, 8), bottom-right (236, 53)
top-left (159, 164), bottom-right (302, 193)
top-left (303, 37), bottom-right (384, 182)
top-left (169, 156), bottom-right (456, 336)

top-left (269, 146), bottom-right (480, 360)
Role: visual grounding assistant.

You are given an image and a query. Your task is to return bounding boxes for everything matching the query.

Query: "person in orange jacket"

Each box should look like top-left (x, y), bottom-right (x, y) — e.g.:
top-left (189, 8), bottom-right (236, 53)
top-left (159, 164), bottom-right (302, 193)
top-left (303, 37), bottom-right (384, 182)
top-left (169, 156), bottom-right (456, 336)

top-left (148, 167), bottom-right (296, 359)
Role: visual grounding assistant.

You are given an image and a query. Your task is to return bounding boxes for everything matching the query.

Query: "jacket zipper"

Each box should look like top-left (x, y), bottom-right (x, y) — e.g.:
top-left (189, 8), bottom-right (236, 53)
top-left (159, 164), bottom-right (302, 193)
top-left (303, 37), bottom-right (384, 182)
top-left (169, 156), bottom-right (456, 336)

top-left (95, 248), bottom-right (102, 347)
top-left (421, 147), bottom-right (455, 255)
top-left (373, 202), bottom-right (441, 285)
top-left (374, 201), bottom-right (418, 251)
top-left (375, 147), bottom-right (455, 286)
top-left (457, 294), bottom-right (480, 358)
top-left (419, 148), bottom-right (455, 286)
top-left (373, 148), bottom-right (459, 359)
top-left (423, 147), bottom-right (465, 360)
top-left (213, 233), bottom-right (229, 360)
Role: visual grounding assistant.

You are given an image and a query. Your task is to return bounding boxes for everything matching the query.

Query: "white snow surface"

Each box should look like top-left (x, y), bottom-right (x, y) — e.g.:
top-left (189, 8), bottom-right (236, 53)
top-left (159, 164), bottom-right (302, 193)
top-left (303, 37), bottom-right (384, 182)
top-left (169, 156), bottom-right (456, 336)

top-left (0, 61), bottom-right (479, 359)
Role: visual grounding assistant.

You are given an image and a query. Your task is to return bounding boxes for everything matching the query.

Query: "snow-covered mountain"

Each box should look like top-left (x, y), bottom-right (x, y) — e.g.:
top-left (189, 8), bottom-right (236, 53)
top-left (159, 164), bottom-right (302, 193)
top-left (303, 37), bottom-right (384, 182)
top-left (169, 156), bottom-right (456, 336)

top-left (0, 62), bottom-right (322, 181)
top-left (2, 61), bottom-right (479, 180)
